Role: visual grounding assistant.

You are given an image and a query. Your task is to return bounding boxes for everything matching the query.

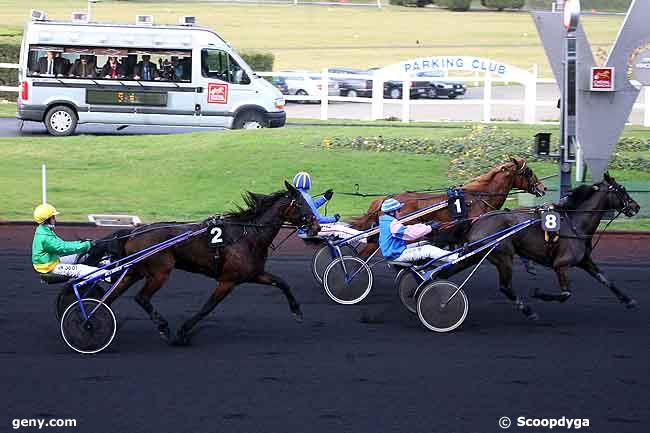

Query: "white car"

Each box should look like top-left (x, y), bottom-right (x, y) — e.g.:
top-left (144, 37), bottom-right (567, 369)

top-left (280, 71), bottom-right (339, 103)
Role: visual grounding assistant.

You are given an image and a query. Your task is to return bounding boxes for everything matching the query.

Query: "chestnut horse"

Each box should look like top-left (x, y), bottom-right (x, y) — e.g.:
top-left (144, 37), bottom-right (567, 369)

top-left (348, 158), bottom-right (546, 257)
top-left (81, 181), bottom-right (320, 345)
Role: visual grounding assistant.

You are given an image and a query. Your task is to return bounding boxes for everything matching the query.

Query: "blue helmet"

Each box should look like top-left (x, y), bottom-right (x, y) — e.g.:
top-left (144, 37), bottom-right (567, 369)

top-left (381, 198), bottom-right (404, 213)
top-left (292, 172), bottom-right (311, 190)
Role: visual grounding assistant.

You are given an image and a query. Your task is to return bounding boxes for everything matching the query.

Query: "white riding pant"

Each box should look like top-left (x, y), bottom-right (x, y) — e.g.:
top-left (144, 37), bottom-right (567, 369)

top-left (318, 223), bottom-right (367, 245)
top-left (51, 254), bottom-right (105, 279)
top-left (395, 244), bottom-right (459, 263)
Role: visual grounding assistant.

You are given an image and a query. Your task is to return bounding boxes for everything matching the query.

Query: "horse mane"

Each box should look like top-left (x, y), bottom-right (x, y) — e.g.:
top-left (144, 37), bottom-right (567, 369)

top-left (556, 184), bottom-right (598, 210)
top-left (462, 161), bottom-right (516, 191)
top-left (225, 190), bottom-right (287, 220)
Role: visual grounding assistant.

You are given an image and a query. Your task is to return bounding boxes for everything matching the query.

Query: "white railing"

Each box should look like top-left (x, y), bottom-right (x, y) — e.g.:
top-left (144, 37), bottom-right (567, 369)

top-left (2, 62), bottom-right (649, 126)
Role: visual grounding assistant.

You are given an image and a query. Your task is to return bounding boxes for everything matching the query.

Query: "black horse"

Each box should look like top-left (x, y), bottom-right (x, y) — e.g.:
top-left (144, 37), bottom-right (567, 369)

top-left (76, 181), bottom-right (320, 345)
top-left (440, 173), bottom-right (640, 320)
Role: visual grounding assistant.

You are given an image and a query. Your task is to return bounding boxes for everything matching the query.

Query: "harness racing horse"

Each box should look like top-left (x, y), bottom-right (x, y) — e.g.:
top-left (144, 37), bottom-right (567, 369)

top-left (446, 173), bottom-right (640, 320)
top-left (348, 158), bottom-right (546, 257)
top-left (84, 181), bottom-right (320, 345)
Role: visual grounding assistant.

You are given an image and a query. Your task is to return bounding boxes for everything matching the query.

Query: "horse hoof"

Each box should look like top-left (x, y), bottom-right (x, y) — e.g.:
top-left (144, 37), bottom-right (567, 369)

top-left (159, 327), bottom-right (171, 342)
top-left (172, 330), bottom-right (191, 346)
top-left (559, 291), bottom-right (572, 303)
top-left (625, 299), bottom-right (638, 309)
top-left (293, 310), bottom-right (304, 323)
top-left (527, 312), bottom-right (540, 321)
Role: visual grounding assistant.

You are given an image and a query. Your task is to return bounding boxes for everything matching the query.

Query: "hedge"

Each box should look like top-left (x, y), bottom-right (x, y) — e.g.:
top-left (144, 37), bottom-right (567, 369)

top-left (0, 43), bottom-right (20, 101)
top-left (526, 0), bottom-right (631, 12)
top-left (435, 0), bottom-right (472, 11)
top-left (241, 51), bottom-right (274, 72)
top-left (481, 0), bottom-right (525, 10)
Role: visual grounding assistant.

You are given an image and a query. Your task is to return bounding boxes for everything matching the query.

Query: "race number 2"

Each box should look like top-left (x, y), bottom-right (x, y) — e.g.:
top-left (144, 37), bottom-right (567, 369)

top-left (541, 211), bottom-right (561, 232)
top-left (209, 227), bottom-right (224, 245)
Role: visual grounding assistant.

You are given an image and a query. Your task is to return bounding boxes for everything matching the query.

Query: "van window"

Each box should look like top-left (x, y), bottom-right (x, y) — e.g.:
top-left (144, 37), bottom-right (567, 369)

top-left (201, 49), bottom-right (250, 85)
top-left (26, 45), bottom-right (192, 82)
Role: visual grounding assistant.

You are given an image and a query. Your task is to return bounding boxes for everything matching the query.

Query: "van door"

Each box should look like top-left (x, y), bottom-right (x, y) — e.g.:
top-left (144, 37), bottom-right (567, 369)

top-left (195, 48), bottom-right (257, 128)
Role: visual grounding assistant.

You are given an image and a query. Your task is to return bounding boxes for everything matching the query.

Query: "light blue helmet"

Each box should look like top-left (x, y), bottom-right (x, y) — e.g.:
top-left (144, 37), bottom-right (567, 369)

top-left (381, 198), bottom-right (404, 213)
top-left (292, 172), bottom-right (311, 190)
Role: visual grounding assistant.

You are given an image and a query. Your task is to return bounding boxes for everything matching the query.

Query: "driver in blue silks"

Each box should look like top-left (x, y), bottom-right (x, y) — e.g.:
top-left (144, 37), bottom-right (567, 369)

top-left (292, 171), bottom-right (366, 244)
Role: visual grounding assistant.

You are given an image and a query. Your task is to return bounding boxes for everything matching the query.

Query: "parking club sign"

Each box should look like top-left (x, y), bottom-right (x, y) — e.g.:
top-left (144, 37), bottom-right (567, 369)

top-left (590, 67), bottom-right (615, 91)
top-left (208, 83), bottom-right (228, 104)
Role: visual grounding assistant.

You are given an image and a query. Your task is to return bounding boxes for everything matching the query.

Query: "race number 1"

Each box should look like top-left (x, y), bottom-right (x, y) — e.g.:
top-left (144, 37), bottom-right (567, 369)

top-left (541, 211), bottom-right (561, 232)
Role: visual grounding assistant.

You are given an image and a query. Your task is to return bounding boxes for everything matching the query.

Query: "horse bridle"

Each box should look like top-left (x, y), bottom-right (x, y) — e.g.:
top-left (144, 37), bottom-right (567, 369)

top-left (607, 182), bottom-right (636, 217)
top-left (516, 161), bottom-right (544, 197)
top-left (284, 196), bottom-right (317, 233)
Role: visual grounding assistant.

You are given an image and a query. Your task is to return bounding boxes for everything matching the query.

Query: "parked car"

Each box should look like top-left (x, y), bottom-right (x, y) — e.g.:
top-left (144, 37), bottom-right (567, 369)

top-left (279, 71), bottom-right (338, 103)
top-left (268, 76), bottom-right (289, 95)
top-left (329, 68), bottom-right (373, 98)
top-left (416, 72), bottom-right (467, 99)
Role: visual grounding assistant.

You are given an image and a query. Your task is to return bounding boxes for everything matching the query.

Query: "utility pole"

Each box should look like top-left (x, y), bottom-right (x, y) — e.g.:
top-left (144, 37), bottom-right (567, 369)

top-left (559, 0), bottom-right (580, 199)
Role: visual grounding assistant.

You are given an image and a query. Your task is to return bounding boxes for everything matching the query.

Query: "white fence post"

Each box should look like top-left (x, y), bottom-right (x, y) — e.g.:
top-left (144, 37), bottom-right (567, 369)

top-left (41, 164), bottom-right (47, 204)
top-left (401, 78), bottom-right (410, 123)
top-left (524, 64), bottom-right (538, 124)
top-left (320, 68), bottom-right (328, 121)
top-left (371, 73), bottom-right (383, 120)
top-left (644, 86), bottom-right (650, 128)
top-left (483, 74), bottom-right (492, 123)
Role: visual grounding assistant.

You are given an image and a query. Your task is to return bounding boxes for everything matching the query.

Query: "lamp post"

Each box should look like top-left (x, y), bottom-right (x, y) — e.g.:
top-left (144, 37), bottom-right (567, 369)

top-left (87, 0), bottom-right (99, 21)
top-left (559, 0), bottom-right (580, 199)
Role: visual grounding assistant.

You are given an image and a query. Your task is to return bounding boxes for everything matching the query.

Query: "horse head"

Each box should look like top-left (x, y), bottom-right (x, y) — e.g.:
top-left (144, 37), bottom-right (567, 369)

top-left (284, 180), bottom-right (321, 236)
top-left (509, 158), bottom-right (546, 197)
top-left (601, 172), bottom-right (640, 217)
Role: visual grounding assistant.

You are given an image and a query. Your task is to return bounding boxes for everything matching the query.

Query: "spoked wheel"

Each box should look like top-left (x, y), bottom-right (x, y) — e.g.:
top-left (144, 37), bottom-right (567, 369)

top-left (55, 285), bottom-right (106, 321)
top-left (60, 299), bottom-right (117, 354)
top-left (311, 244), bottom-right (357, 284)
top-left (323, 256), bottom-right (373, 305)
top-left (417, 280), bottom-right (468, 332)
top-left (397, 270), bottom-right (424, 314)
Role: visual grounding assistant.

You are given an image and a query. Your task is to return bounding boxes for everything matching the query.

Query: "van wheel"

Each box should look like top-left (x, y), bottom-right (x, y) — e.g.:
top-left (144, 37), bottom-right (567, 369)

top-left (296, 89), bottom-right (308, 104)
top-left (233, 111), bottom-right (267, 129)
top-left (45, 106), bottom-right (77, 136)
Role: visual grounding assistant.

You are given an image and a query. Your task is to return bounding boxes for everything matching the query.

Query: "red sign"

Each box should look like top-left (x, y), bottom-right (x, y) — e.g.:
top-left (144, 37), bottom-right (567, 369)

top-left (590, 67), bottom-right (615, 91)
top-left (207, 83), bottom-right (229, 104)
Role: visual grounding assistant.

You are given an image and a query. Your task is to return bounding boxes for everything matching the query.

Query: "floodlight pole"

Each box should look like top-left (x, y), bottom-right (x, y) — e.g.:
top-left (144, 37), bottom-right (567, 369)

top-left (559, 0), bottom-right (580, 199)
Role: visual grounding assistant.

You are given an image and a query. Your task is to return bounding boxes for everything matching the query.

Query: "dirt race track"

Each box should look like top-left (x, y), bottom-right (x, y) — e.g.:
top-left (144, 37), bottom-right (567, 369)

top-left (1, 224), bottom-right (649, 433)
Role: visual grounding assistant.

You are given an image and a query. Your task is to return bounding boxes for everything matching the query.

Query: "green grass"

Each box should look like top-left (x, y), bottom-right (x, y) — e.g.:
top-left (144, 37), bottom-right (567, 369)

top-left (0, 102), bottom-right (16, 117)
top-left (1, 124), bottom-right (648, 231)
top-left (0, 0), bottom-right (625, 74)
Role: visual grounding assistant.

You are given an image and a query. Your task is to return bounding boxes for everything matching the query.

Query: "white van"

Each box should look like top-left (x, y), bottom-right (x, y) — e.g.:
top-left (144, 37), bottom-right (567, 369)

top-left (17, 16), bottom-right (286, 135)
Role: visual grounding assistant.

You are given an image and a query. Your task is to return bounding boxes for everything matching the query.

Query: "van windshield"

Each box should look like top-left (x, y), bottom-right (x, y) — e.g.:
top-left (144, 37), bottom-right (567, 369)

top-left (26, 45), bottom-right (192, 82)
top-left (200, 49), bottom-right (250, 85)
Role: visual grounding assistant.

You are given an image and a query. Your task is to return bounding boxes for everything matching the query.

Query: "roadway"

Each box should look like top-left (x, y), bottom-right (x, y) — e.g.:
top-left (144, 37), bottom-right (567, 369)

top-left (1, 246), bottom-right (648, 433)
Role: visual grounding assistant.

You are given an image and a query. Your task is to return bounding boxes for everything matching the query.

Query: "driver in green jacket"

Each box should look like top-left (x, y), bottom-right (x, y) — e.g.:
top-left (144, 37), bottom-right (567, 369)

top-left (31, 203), bottom-right (101, 279)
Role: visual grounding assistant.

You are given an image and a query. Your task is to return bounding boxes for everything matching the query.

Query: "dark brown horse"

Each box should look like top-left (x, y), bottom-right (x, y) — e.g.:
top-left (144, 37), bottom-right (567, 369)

top-left (446, 173), bottom-right (640, 320)
top-left (348, 158), bottom-right (546, 257)
top-left (85, 181), bottom-right (320, 345)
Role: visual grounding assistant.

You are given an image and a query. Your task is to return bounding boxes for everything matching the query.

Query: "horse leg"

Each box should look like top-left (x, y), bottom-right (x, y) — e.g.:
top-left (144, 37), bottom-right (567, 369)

top-left (494, 256), bottom-right (539, 320)
top-left (174, 280), bottom-right (236, 346)
top-left (254, 272), bottom-right (303, 322)
top-left (134, 268), bottom-right (173, 341)
top-left (532, 266), bottom-right (572, 303)
top-left (578, 257), bottom-right (637, 308)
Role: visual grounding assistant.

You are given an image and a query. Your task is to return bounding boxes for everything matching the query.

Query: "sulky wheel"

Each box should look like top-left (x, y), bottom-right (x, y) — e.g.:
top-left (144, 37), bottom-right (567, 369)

top-left (397, 270), bottom-right (425, 314)
top-left (311, 244), bottom-right (357, 284)
top-left (60, 299), bottom-right (117, 354)
top-left (323, 256), bottom-right (373, 305)
top-left (417, 280), bottom-right (468, 332)
top-left (56, 285), bottom-right (106, 321)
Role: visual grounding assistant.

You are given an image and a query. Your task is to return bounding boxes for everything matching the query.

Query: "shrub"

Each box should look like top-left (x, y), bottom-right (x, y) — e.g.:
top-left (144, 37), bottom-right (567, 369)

top-left (241, 51), bottom-right (274, 72)
top-left (436, 0), bottom-right (472, 11)
top-left (481, 0), bottom-right (525, 10)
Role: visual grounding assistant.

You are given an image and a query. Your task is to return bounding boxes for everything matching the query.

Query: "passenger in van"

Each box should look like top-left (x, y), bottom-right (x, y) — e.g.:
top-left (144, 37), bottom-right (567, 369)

top-left (68, 55), bottom-right (97, 78)
top-left (101, 56), bottom-right (124, 79)
top-left (133, 55), bottom-right (159, 81)
top-left (121, 55), bottom-right (137, 78)
top-left (32, 51), bottom-right (66, 76)
top-left (170, 56), bottom-right (185, 81)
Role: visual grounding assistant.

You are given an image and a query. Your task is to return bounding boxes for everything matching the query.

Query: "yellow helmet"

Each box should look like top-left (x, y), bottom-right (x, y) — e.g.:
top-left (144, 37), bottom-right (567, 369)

top-left (33, 203), bottom-right (60, 224)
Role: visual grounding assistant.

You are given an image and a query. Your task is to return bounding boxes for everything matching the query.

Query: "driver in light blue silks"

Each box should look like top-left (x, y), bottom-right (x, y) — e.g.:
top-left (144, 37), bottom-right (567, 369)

top-left (292, 171), bottom-right (367, 244)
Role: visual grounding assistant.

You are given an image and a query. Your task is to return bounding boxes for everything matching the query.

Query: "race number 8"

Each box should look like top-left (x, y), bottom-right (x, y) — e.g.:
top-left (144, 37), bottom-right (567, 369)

top-left (541, 211), bottom-right (561, 232)
top-left (210, 227), bottom-right (224, 245)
